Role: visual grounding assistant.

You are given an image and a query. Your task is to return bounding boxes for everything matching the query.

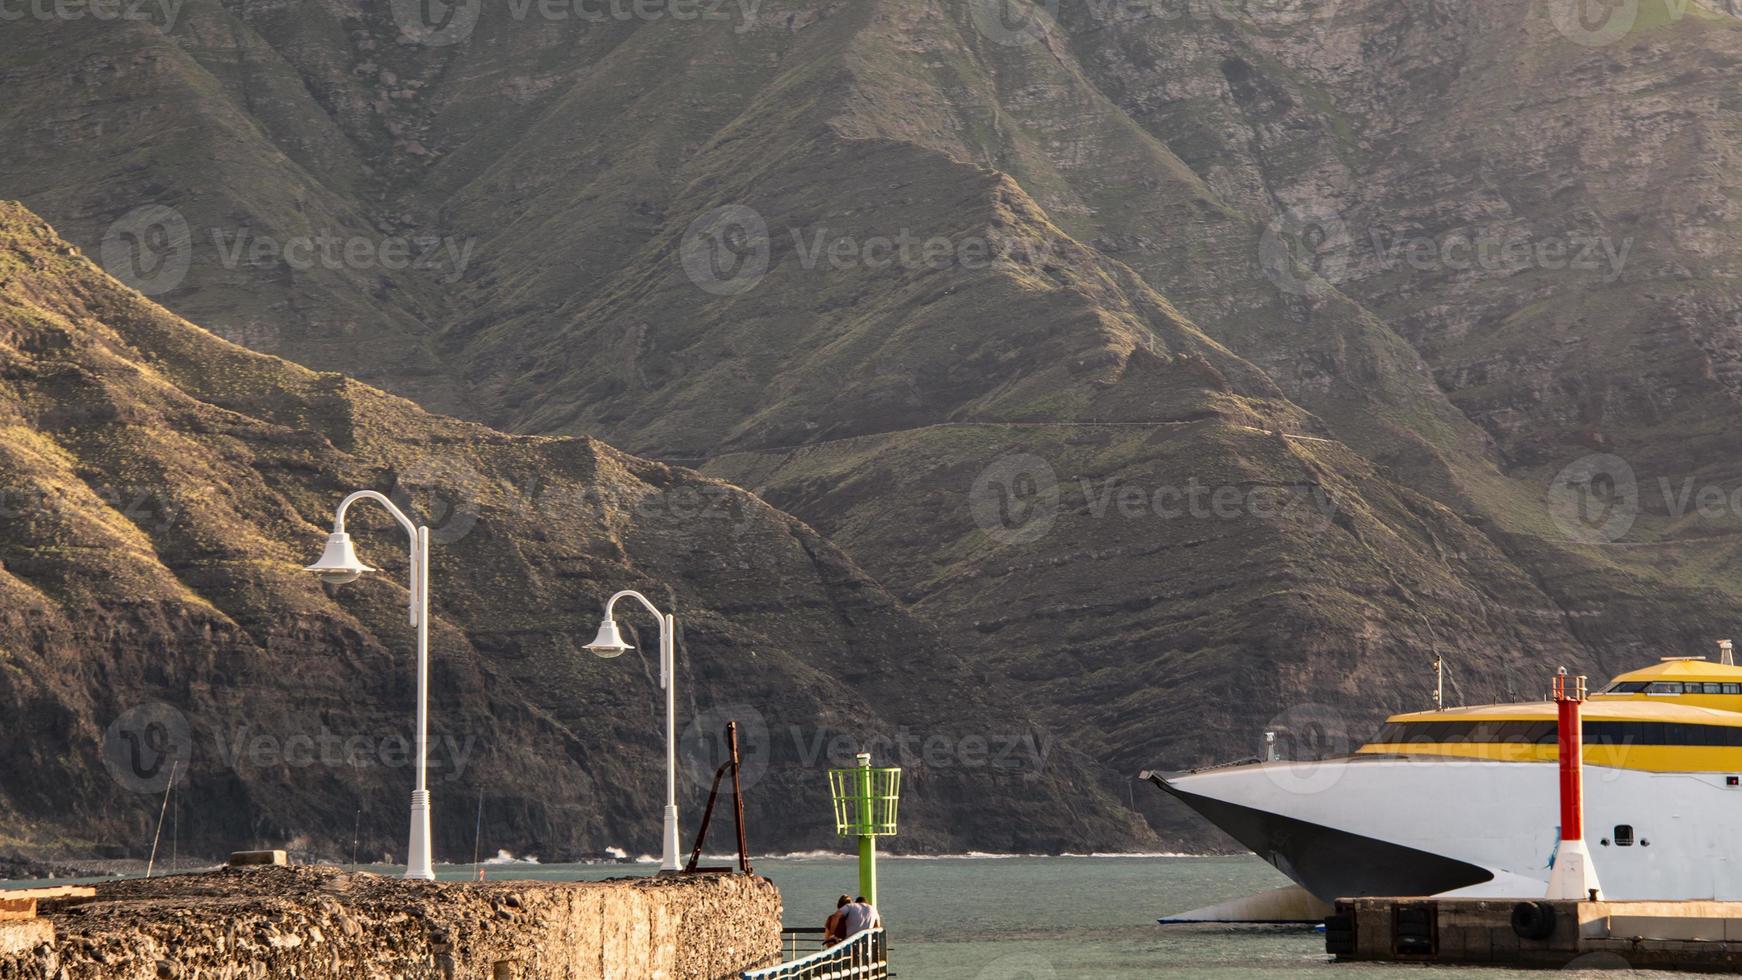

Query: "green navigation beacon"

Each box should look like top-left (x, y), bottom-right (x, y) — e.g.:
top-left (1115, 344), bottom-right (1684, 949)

top-left (828, 751), bottom-right (901, 905)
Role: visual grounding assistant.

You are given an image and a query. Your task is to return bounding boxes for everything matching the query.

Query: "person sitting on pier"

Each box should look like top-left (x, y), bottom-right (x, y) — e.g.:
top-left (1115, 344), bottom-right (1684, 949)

top-left (824, 894), bottom-right (852, 945)
top-left (841, 895), bottom-right (882, 936)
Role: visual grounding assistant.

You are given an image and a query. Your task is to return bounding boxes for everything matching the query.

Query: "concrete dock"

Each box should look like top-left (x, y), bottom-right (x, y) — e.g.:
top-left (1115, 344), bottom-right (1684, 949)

top-left (1330, 897), bottom-right (1742, 969)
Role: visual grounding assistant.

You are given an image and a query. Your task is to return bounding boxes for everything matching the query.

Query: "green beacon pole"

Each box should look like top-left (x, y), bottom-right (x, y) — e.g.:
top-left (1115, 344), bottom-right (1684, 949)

top-left (829, 748), bottom-right (900, 914)
top-left (856, 752), bottom-right (877, 905)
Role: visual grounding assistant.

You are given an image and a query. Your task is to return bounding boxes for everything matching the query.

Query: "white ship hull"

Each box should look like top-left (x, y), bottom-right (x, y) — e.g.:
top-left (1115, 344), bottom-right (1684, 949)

top-left (1152, 756), bottom-right (1742, 901)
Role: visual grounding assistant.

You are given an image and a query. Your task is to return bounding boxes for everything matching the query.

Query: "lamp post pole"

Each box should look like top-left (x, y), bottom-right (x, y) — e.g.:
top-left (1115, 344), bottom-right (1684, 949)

top-left (306, 490), bottom-right (435, 881)
top-left (585, 590), bottom-right (681, 873)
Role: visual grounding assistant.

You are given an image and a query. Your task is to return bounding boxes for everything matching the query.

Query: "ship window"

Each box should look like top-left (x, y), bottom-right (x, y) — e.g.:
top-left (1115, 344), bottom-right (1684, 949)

top-left (1726, 684), bottom-right (1742, 695)
top-left (1605, 682), bottom-right (1650, 693)
top-left (1372, 719), bottom-right (1742, 749)
top-left (1705, 683), bottom-right (1726, 694)
top-left (1646, 682), bottom-right (1684, 694)
top-left (1614, 825), bottom-right (1634, 846)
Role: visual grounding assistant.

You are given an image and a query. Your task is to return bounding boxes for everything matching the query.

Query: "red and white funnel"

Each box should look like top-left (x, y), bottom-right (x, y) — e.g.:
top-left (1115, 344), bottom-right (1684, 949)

top-left (1545, 669), bottom-right (1603, 901)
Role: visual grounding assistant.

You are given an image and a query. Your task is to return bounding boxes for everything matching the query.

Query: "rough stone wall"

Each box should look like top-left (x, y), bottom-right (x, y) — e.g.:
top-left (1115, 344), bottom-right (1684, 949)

top-left (0, 866), bottom-right (781, 980)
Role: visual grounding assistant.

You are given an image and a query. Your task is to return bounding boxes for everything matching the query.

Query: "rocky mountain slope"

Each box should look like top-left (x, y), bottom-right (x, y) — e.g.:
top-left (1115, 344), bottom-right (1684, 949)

top-left (0, 202), bottom-right (1147, 861)
top-left (6, 0), bottom-right (1742, 846)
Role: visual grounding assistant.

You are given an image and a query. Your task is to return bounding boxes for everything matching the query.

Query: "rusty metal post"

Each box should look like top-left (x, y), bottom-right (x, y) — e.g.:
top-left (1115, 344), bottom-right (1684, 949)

top-left (728, 721), bottom-right (752, 874)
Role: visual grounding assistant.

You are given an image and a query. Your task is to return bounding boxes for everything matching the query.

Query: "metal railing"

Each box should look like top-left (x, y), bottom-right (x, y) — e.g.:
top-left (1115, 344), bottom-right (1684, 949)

top-left (742, 928), bottom-right (887, 979)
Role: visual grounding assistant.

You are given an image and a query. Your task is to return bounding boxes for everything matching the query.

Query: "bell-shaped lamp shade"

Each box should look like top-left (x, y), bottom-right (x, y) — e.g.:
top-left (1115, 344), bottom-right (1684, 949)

top-left (585, 618), bottom-right (633, 658)
top-left (304, 532), bottom-right (375, 586)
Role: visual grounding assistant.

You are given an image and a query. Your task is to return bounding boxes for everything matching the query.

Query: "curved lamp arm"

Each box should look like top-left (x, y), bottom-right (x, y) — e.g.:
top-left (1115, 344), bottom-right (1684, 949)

top-left (332, 490), bottom-right (424, 627)
top-left (603, 589), bottom-right (671, 688)
top-left (604, 589), bottom-right (665, 623)
top-left (334, 490), bottom-right (418, 538)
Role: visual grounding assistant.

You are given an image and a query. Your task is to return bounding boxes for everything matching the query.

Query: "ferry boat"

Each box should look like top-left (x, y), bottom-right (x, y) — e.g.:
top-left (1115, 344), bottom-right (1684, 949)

top-left (1146, 651), bottom-right (1742, 901)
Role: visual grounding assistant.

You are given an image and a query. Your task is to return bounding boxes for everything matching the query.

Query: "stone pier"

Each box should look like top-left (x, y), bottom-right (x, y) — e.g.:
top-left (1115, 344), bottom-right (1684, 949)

top-left (0, 865), bottom-right (781, 979)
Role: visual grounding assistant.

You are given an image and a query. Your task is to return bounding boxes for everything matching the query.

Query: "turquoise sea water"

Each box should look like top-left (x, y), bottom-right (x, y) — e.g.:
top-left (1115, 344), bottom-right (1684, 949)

top-left (459, 854), bottom-right (1670, 978)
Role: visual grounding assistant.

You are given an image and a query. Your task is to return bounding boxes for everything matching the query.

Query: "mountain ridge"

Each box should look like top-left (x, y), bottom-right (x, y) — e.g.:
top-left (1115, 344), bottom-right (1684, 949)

top-left (0, 200), bottom-right (1151, 860)
top-left (7, 0), bottom-right (1742, 847)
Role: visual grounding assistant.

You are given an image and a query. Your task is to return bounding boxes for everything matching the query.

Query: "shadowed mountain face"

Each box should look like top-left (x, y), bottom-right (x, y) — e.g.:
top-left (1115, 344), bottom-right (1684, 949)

top-left (0, 203), bottom-right (1149, 860)
top-left (6, 0), bottom-right (1742, 848)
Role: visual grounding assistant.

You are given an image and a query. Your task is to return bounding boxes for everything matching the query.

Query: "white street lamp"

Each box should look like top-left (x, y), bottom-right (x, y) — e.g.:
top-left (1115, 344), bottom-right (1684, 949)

top-left (584, 590), bottom-right (681, 873)
top-left (305, 490), bottom-right (435, 881)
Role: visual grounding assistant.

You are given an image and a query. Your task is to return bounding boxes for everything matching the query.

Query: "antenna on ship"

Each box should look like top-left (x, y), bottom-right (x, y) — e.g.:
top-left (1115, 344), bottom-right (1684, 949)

top-left (1433, 655), bottom-right (1444, 709)
top-left (1721, 639), bottom-right (1734, 666)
